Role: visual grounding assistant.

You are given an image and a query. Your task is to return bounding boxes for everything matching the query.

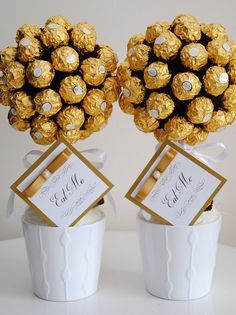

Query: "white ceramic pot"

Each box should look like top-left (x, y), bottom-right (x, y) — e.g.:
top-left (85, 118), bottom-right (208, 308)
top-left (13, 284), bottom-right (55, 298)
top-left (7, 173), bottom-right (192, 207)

top-left (137, 212), bottom-right (222, 300)
top-left (22, 208), bottom-right (105, 302)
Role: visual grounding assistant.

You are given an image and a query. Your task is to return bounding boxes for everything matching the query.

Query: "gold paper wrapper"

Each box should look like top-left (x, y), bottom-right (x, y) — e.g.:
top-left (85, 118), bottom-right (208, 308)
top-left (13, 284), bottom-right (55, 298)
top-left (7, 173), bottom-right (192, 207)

top-left (31, 115), bottom-right (58, 145)
top-left (154, 128), bottom-right (173, 142)
top-left (201, 23), bottom-right (228, 41)
top-left (59, 75), bottom-right (87, 104)
top-left (71, 22), bottom-right (96, 52)
top-left (84, 114), bottom-right (107, 132)
top-left (144, 61), bottom-right (171, 89)
top-left (81, 58), bottom-right (107, 86)
top-left (203, 66), bottom-right (229, 96)
top-left (127, 33), bottom-right (145, 50)
top-left (172, 14), bottom-right (198, 26)
top-left (122, 77), bottom-right (145, 104)
top-left (17, 37), bottom-right (42, 62)
top-left (58, 128), bottom-right (92, 143)
top-left (173, 21), bottom-right (201, 42)
top-left (0, 85), bottom-right (12, 106)
top-left (184, 127), bottom-right (209, 146)
top-left (221, 84), bottom-right (236, 111)
top-left (16, 24), bottom-right (42, 43)
top-left (11, 91), bottom-right (35, 119)
top-left (153, 30), bottom-right (182, 60)
top-left (26, 60), bottom-right (55, 88)
top-left (0, 47), bottom-right (17, 70)
top-left (41, 24), bottom-right (69, 48)
top-left (45, 16), bottom-right (73, 31)
top-left (98, 45), bottom-right (118, 73)
top-left (8, 108), bottom-right (30, 132)
top-left (119, 94), bottom-right (135, 115)
top-left (5, 61), bottom-right (25, 90)
top-left (127, 44), bottom-right (151, 71)
top-left (51, 46), bottom-right (79, 72)
top-left (57, 106), bottom-right (85, 131)
top-left (102, 76), bottom-right (121, 103)
top-left (187, 96), bottom-right (214, 124)
top-left (171, 72), bottom-right (202, 100)
top-left (207, 39), bottom-right (232, 66)
top-left (34, 89), bottom-right (62, 116)
top-left (116, 60), bottom-right (131, 85)
top-left (203, 110), bottom-right (227, 132)
top-left (145, 22), bottom-right (170, 43)
top-left (134, 107), bottom-right (159, 133)
top-left (225, 110), bottom-right (236, 125)
top-left (146, 92), bottom-right (174, 119)
top-left (180, 43), bottom-right (208, 71)
top-left (164, 116), bottom-right (194, 140)
top-left (228, 59), bottom-right (236, 84)
top-left (82, 89), bottom-right (106, 116)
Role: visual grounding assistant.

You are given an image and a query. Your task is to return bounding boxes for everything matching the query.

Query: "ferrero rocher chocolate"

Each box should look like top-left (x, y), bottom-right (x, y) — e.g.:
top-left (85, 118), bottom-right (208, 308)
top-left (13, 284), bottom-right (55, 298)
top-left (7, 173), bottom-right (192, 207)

top-left (127, 44), bottom-right (151, 71)
top-left (201, 23), bottom-right (228, 41)
top-left (122, 77), bottom-right (145, 104)
top-left (164, 116), bottom-right (194, 140)
top-left (228, 59), bottom-right (236, 83)
top-left (51, 46), bottom-right (79, 72)
top-left (102, 76), bottom-right (121, 103)
top-left (58, 128), bottom-right (91, 144)
top-left (34, 89), bottom-right (62, 116)
top-left (172, 14), bottom-right (198, 26)
top-left (134, 107), bottom-right (159, 132)
top-left (57, 106), bottom-right (85, 131)
top-left (173, 20), bottom-right (201, 42)
top-left (0, 85), bottom-right (12, 106)
top-left (26, 60), bottom-right (55, 88)
top-left (207, 39), bottom-right (232, 66)
top-left (146, 92), bottom-right (174, 119)
top-left (103, 103), bottom-right (113, 119)
top-left (11, 91), bottom-right (35, 119)
top-left (0, 47), bottom-right (17, 69)
top-left (41, 24), bottom-right (69, 48)
top-left (221, 84), bottom-right (236, 111)
top-left (81, 58), bottom-right (107, 86)
top-left (84, 114), bottom-right (107, 132)
top-left (117, 60), bottom-right (132, 85)
top-left (225, 110), bottom-right (236, 125)
top-left (145, 22), bottom-right (170, 43)
top-left (144, 61), bottom-right (171, 89)
top-left (184, 127), bottom-right (208, 146)
top-left (171, 72), bottom-right (202, 100)
top-left (59, 75), bottom-right (87, 104)
top-left (153, 30), bottom-right (182, 60)
top-left (31, 115), bottom-right (58, 145)
top-left (98, 45), bottom-right (118, 73)
top-left (203, 66), bottom-right (229, 96)
top-left (127, 33), bottom-right (145, 50)
top-left (17, 37), bottom-right (42, 62)
top-left (8, 108), bottom-right (30, 131)
top-left (203, 110), bottom-right (227, 132)
top-left (16, 24), bottom-right (42, 43)
top-left (119, 94), bottom-right (135, 115)
top-left (180, 43), bottom-right (208, 71)
top-left (45, 16), bottom-right (73, 31)
top-left (187, 97), bottom-right (214, 124)
top-left (71, 22), bottom-right (96, 52)
top-left (82, 89), bottom-right (106, 116)
top-left (5, 61), bottom-right (25, 90)
top-left (154, 128), bottom-right (174, 142)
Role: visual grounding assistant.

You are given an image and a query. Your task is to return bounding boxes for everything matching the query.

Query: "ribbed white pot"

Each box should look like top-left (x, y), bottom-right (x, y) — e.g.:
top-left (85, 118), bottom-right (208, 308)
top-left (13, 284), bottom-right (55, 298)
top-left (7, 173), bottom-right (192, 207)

top-left (137, 212), bottom-right (222, 300)
top-left (22, 208), bottom-right (105, 302)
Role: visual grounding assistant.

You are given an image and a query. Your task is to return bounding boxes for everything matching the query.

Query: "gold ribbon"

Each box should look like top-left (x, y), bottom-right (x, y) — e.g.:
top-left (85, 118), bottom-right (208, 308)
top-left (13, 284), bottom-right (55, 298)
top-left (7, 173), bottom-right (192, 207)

top-left (135, 148), bottom-right (177, 202)
top-left (23, 148), bottom-right (72, 198)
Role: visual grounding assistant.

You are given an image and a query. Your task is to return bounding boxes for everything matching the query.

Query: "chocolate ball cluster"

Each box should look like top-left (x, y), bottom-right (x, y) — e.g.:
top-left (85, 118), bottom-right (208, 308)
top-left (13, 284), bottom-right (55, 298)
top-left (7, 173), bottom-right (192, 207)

top-left (0, 16), bottom-right (120, 144)
top-left (118, 14), bottom-right (236, 145)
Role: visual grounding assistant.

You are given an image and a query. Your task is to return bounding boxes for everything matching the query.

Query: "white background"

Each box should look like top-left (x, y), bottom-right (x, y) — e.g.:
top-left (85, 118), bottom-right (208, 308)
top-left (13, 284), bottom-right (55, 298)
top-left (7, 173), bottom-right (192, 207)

top-left (0, 0), bottom-right (236, 245)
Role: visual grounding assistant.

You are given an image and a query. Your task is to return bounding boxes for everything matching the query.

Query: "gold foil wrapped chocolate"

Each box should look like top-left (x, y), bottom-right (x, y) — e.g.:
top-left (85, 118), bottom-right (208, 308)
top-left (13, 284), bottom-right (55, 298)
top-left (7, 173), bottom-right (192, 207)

top-left (57, 106), bottom-right (85, 131)
top-left (127, 33), bottom-right (145, 50)
top-left (84, 114), bottom-right (107, 132)
top-left (184, 127), bottom-right (208, 146)
top-left (82, 89), bottom-right (106, 116)
top-left (116, 60), bottom-right (131, 85)
top-left (134, 107), bottom-right (159, 132)
top-left (207, 39), bottom-right (232, 66)
top-left (8, 108), bottom-right (30, 131)
top-left (71, 22), bottom-right (96, 52)
top-left (0, 85), bottom-right (12, 106)
top-left (5, 61), bottom-right (25, 90)
top-left (26, 60), bottom-right (55, 88)
top-left (58, 128), bottom-right (91, 144)
top-left (59, 75), bottom-right (87, 104)
top-left (228, 59), bottom-right (236, 83)
top-left (127, 44), bottom-right (151, 71)
top-left (31, 115), bottom-right (58, 145)
top-left (103, 103), bottom-right (113, 119)
top-left (17, 37), bottom-right (42, 62)
top-left (145, 22), bottom-right (170, 43)
top-left (144, 61), bottom-right (171, 89)
top-left (51, 46), bottom-right (79, 72)
top-left (34, 89), bottom-right (62, 116)
top-left (221, 84), bottom-right (236, 111)
top-left (203, 110), bottom-right (227, 132)
top-left (0, 47), bottom-right (17, 69)
top-left (180, 43), bottom-right (208, 71)
top-left (187, 97), bottom-right (214, 124)
top-left (153, 30), bottom-right (182, 60)
top-left (102, 76), bottom-right (120, 103)
top-left (164, 116), bottom-right (194, 140)
top-left (119, 94), bottom-right (135, 115)
top-left (98, 45), bottom-right (118, 73)
top-left (154, 128), bottom-right (173, 142)
top-left (172, 14), bottom-right (198, 26)
top-left (171, 72), bottom-right (202, 100)
top-left (146, 92), bottom-right (174, 119)
top-left (122, 77), bottom-right (145, 104)
top-left (41, 24), bottom-right (69, 48)
top-left (225, 110), bottom-right (236, 125)
top-left (173, 20), bottom-right (201, 42)
top-left (45, 16), bottom-right (73, 31)
top-left (81, 58), bottom-right (107, 86)
top-left (11, 91), bottom-right (35, 119)
top-left (16, 24), bottom-right (42, 43)
top-left (203, 66), bottom-right (229, 96)
top-left (201, 23), bottom-right (228, 41)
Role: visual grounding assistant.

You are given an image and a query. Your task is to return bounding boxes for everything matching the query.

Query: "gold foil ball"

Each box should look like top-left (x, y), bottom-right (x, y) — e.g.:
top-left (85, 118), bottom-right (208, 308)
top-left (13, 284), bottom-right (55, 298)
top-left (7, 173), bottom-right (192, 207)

top-left (11, 91), bottom-right (35, 119)
top-left (145, 22), bottom-right (170, 43)
top-left (17, 37), bottom-right (42, 62)
top-left (98, 45), bottom-right (118, 73)
top-left (173, 21), bottom-right (201, 42)
top-left (119, 94), bottom-right (135, 115)
top-left (184, 127), bottom-right (209, 146)
top-left (127, 44), bottom-right (151, 71)
top-left (207, 39), bottom-right (232, 66)
top-left (187, 97), bottom-right (214, 124)
top-left (153, 30), bottom-right (182, 60)
top-left (16, 24), bottom-right (42, 43)
top-left (41, 24), bottom-right (69, 48)
top-left (82, 89), bottom-right (107, 116)
top-left (127, 33), bottom-right (145, 50)
top-left (102, 76), bottom-right (121, 103)
top-left (164, 116), bottom-right (194, 140)
top-left (227, 59), bottom-right (236, 83)
top-left (8, 107), bottom-right (30, 131)
top-left (146, 92), bottom-right (174, 119)
top-left (117, 60), bottom-right (132, 85)
top-left (203, 110), bottom-right (227, 132)
top-left (26, 60), bottom-right (55, 88)
top-left (201, 23), bottom-right (228, 41)
top-left (0, 47), bottom-right (17, 69)
top-left (134, 107), bottom-right (159, 133)
top-left (221, 84), bottom-right (236, 111)
top-left (58, 128), bottom-right (92, 143)
top-left (122, 77), bottom-right (145, 104)
top-left (0, 85), bottom-right (12, 106)
top-left (81, 58), bottom-right (107, 86)
top-left (31, 115), bottom-right (58, 145)
top-left (5, 61), bottom-right (25, 90)
top-left (144, 61), bottom-right (171, 89)
top-left (171, 72), bottom-right (202, 100)
top-left (225, 110), bottom-right (236, 125)
top-left (84, 114), bottom-right (107, 132)
top-left (154, 128), bottom-right (172, 142)
top-left (71, 22), bottom-right (96, 52)
top-left (59, 75), bottom-right (87, 104)
top-left (57, 106), bottom-right (85, 131)
top-left (172, 14), bottom-right (198, 26)
top-left (180, 43), bottom-right (208, 71)
top-left (203, 66), bottom-right (229, 96)
top-left (34, 89), bottom-right (62, 116)
top-left (45, 16), bottom-right (73, 31)
top-left (51, 46), bottom-right (79, 72)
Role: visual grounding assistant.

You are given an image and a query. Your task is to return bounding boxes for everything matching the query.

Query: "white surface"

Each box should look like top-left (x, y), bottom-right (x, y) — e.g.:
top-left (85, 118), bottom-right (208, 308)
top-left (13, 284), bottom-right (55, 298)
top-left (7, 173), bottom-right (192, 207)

top-left (0, 231), bottom-right (236, 315)
top-left (0, 0), bottom-right (236, 245)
